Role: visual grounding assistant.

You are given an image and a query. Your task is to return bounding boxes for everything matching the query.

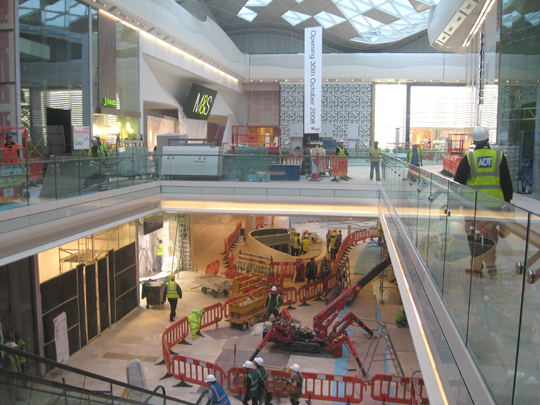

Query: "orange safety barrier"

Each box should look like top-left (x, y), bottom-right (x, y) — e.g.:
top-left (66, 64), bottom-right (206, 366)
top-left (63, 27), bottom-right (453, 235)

top-left (224, 266), bottom-right (242, 279)
top-left (334, 229), bottom-right (377, 272)
top-left (411, 376), bottom-right (429, 405)
top-left (303, 371), bottom-right (367, 403)
top-left (281, 154), bottom-right (302, 166)
top-left (370, 374), bottom-right (416, 404)
top-left (227, 366), bottom-right (247, 395)
top-left (255, 216), bottom-right (264, 228)
top-left (161, 316), bottom-right (190, 375)
top-left (297, 279), bottom-right (325, 304)
top-left (200, 302), bottom-right (223, 330)
top-left (331, 157), bottom-right (348, 177)
top-left (277, 286), bottom-right (298, 309)
top-left (172, 355), bottom-right (227, 387)
top-left (323, 272), bottom-right (337, 293)
top-left (274, 261), bottom-right (297, 278)
top-left (205, 260), bottom-right (220, 275)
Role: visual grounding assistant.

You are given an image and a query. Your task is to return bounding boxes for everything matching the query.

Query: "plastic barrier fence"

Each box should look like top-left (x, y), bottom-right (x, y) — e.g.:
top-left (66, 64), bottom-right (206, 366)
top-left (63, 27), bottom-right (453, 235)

top-left (274, 262), bottom-right (297, 278)
top-left (303, 371), bottom-right (366, 403)
top-left (411, 376), bottom-right (429, 405)
top-left (200, 303), bottom-right (223, 330)
top-left (172, 355), bottom-right (227, 387)
top-left (370, 374), bottom-right (416, 404)
top-left (298, 280), bottom-right (325, 304)
top-left (255, 216), bottom-right (264, 228)
top-left (323, 273), bottom-right (337, 293)
top-left (161, 316), bottom-right (190, 374)
top-left (281, 155), bottom-right (302, 166)
top-left (334, 229), bottom-right (377, 271)
top-left (206, 260), bottom-right (220, 275)
top-left (225, 222), bottom-right (242, 251)
top-left (227, 367), bottom-right (247, 395)
top-left (225, 267), bottom-right (241, 279)
top-left (277, 287), bottom-right (298, 308)
top-left (331, 157), bottom-right (348, 177)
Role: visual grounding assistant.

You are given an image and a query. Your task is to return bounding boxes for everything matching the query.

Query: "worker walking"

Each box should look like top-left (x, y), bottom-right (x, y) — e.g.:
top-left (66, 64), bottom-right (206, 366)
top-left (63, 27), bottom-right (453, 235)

top-left (204, 374), bottom-right (231, 405)
top-left (14, 332), bottom-right (26, 373)
top-left (285, 364), bottom-right (303, 405)
top-left (254, 357), bottom-right (268, 405)
top-left (163, 273), bottom-right (182, 322)
top-left (330, 230), bottom-right (338, 260)
top-left (454, 126), bottom-right (513, 277)
top-left (369, 140), bottom-right (381, 181)
top-left (264, 286), bottom-right (283, 322)
top-left (189, 308), bottom-right (205, 339)
top-left (242, 360), bottom-right (260, 405)
top-left (406, 142), bottom-right (422, 182)
top-left (155, 239), bottom-right (164, 273)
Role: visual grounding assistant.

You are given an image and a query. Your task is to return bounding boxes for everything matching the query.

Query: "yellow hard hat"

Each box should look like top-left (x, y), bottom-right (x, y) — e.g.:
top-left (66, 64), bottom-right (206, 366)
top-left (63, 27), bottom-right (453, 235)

top-left (170, 274), bottom-right (175, 280)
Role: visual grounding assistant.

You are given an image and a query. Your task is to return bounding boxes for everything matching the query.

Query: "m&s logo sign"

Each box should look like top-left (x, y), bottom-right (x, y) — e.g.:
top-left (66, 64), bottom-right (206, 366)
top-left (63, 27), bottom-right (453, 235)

top-left (185, 83), bottom-right (217, 121)
top-left (477, 156), bottom-right (493, 168)
top-left (193, 93), bottom-right (213, 116)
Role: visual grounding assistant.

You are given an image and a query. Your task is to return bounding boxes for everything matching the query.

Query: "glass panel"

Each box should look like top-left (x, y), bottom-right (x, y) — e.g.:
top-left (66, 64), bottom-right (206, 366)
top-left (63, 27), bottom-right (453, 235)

top-left (466, 193), bottom-right (529, 405)
top-left (515, 213), bottom-right (540, 404)
top-left (416, 170), bottom-right (432, 262)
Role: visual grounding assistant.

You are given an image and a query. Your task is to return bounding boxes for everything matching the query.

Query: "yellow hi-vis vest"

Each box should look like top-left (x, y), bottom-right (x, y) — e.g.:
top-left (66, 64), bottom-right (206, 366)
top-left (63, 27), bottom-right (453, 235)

top-left (369, 147), bottom-right (381, 162)
top-left (166, 281), bottom-right (179, 299)
top-left (157, 243), bottom-right (164, 256)
top-left (330, 234), bottom-right (337, 249)
top-left (293, 235), bottom-right (301, 249)
top-left (302, 237), bottom-right (310, 252)
top-left (466, 149), bottom-right (504, 201)
top-left (337, 146), bottom-right (346, 156)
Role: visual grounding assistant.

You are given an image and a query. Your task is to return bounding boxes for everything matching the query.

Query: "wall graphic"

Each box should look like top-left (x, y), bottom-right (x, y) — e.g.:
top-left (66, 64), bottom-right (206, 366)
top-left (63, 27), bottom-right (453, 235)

top-left (279, 83), bottom-right (372, 147)
top-left (246, 90), bottom-right (279, 125)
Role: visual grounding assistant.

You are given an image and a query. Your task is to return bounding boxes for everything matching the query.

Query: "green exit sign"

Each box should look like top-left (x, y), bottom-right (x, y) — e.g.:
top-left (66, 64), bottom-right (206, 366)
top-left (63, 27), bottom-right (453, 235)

top-left (103, 97), bottom-right (116, 107)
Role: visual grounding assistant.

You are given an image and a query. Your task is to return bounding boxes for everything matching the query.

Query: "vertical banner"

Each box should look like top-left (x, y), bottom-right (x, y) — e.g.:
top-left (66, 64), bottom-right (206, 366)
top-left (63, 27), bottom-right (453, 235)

top-left (0, 0), bottom-right (18, 128)
top-left (304, 26), bottom-right (322, 134)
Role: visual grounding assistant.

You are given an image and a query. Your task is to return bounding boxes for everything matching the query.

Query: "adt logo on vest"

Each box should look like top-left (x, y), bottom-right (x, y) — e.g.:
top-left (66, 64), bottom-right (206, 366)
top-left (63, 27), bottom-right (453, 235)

top-left (477, 156), bottom-right (493, 168)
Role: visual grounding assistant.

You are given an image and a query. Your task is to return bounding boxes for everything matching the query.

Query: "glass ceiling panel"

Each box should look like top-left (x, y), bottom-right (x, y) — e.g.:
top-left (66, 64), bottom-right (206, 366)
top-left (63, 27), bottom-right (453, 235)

top-left (237, 0), bottom-right (436, 44)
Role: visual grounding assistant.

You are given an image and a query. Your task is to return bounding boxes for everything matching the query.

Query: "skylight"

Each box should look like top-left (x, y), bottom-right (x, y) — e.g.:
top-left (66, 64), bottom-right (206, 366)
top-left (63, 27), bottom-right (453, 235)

top-left (245, 0), bottom-right (273, 6)
top-left (238, 7), bottom-right (257, 22)
top-left (282, 10), bottom-right (311, 26)
top-left (314, 11), bottom-right (346, 29)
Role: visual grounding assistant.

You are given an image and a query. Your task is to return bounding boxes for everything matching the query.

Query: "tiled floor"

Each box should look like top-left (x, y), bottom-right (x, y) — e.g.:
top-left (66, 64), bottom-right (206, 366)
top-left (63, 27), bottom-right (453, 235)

top-left (56, 215), bottom-right (419, 404)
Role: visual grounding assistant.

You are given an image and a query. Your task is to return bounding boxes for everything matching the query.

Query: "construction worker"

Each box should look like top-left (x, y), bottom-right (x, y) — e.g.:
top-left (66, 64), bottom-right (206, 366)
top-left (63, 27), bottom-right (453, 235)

top-left (14, 332), bottom-right (26, 373)
top-left (2, 342), bottom-right (21, 372)
top-left (242, 360), bottom-right (259, 405)
top-left (292, 232), bottom-right (301, 256)
top-left (88, 137), bottom-right (107, 158)
top-left (163, 273), bottom-right (182, 322)
top-left (406, 142), bottom-right (422, 182)
top-left (330, 230), bottom-right (338, 260)
top-left (156, 239), bottom-right (164, 273)
top-left (289, 231), bottom-right (295, 255)
top-left (395, 307), bottom-right (408, 328)
top-left (301, 231), bottom-right (310, 255)
top-left (454, 126), bottom-right (513, 277)
top-left (286, 364), bottom-right (303, 405)
top-left (306, 258), bottom-right (317, 283)
top-left (377, 221), bottom-right (382, 246)
top-left (336, 230), bottom-right (342, 250)
top-left (332, 140), bottom-right (351, 182)
top-left (253, 357), bottom-right (268, 405)
top-left (369, 140), bottom-right (381, 181)
top-left (204, 374), bottom-right (231, 405)
top-left (3, 133), bottom-right (23, 163)
top-left (189, 308), bottom-right (205, 339)
top-left (325, 229), bottom-right (331, 253)
top-left (264, 286), bottom-right (282, 321)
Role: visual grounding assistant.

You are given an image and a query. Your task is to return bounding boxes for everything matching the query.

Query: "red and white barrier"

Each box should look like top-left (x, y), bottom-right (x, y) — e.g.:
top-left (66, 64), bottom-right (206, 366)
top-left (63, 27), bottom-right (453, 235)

top-left (206, 260), bottom-right (220, 275)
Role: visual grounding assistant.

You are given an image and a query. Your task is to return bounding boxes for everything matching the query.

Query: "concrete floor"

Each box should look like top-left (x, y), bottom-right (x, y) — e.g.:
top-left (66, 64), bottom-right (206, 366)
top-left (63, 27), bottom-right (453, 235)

top-left (51, 215), bottom-right (420, 404)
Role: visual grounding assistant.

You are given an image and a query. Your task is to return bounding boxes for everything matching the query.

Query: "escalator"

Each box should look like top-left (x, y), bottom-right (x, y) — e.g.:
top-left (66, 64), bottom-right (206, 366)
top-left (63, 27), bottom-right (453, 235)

top-left (0, 344), bottom-right (198, 405)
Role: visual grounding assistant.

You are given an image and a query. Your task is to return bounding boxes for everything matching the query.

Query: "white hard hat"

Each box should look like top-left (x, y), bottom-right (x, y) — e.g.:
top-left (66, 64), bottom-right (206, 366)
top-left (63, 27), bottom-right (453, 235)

top-left (243, 360), bottom-right (254, 368)
top-left (291, 364), bottom-right (300, 372)
top-left (205, 374), bottom-right (216, 383)
top-left (6, 342), bottom-right (17, 348)
top-left (92, 137), bottom-right (98, 142)
top-left (254, 357), bottom-right (264, 366)
top-left (339, 139), bottom-right (344, 143)
top-left (411, 142), bottom-right (417, 146)
top-left (472, 126), bottom-right (489, 142)
top-left (271, 286), bottom-right (277, 292)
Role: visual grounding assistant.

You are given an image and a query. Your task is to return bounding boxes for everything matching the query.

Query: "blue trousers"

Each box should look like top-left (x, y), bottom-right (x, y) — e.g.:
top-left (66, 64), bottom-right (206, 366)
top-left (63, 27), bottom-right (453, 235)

top-left (370, 162), bottom-right (380, 180)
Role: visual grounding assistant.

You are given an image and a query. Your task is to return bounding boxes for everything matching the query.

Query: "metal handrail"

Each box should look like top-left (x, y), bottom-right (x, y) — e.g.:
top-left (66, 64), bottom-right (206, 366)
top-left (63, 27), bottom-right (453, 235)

top-left (0, 344), bottom-right (193, 405)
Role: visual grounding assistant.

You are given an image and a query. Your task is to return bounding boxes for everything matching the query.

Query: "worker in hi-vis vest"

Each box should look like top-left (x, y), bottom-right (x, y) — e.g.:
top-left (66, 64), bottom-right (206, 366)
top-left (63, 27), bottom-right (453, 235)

top-left (454, 126), bottom-right (513, 278)
top-left (155, 239), bottom-right (164, 273)
top-left (332, 140), bottom-right (352, 182)
top-left (163, 273), bottom-right (182, 322)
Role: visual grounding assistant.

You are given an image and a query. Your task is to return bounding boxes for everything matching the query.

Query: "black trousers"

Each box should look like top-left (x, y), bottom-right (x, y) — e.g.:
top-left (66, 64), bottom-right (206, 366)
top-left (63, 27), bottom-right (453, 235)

top-left (264, 308), bottom-right (279, 322)
top-left (242, 395), bottom-right (257, 405)
top-left (168, 298), bottom-right (178, 320)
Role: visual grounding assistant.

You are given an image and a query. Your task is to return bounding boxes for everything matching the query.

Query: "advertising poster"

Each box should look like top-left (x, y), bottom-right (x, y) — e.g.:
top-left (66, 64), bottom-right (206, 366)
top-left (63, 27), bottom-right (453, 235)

top-left (73, 126), bottom-right (90, 150)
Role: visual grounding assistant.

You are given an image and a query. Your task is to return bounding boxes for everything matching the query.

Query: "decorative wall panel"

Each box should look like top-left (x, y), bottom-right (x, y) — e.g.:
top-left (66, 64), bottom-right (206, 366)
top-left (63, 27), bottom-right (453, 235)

top-left (279, 83), bottom-right (372, 147)
top-left (246, 91), bottom-right (280, 125)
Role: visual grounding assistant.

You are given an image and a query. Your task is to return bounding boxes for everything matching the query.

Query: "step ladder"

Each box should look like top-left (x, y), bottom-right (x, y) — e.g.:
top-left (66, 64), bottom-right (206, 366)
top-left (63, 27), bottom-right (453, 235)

top-left (363, 322), bottom-right (404, 378)
top-left (174, 214), bottom-right (192, 271)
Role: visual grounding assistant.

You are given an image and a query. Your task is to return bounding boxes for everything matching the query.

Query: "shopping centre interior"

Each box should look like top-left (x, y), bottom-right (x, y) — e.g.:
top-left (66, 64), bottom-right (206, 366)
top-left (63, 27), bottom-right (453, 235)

top-left (1, 0), bottom-right (540, 405)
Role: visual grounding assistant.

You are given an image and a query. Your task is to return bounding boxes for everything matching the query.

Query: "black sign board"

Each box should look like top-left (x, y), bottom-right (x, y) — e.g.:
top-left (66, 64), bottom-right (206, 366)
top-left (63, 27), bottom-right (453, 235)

top-left (143, 215), bottom-right (163, 235)
top-left (184, 83), bottom-right (217, 120)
